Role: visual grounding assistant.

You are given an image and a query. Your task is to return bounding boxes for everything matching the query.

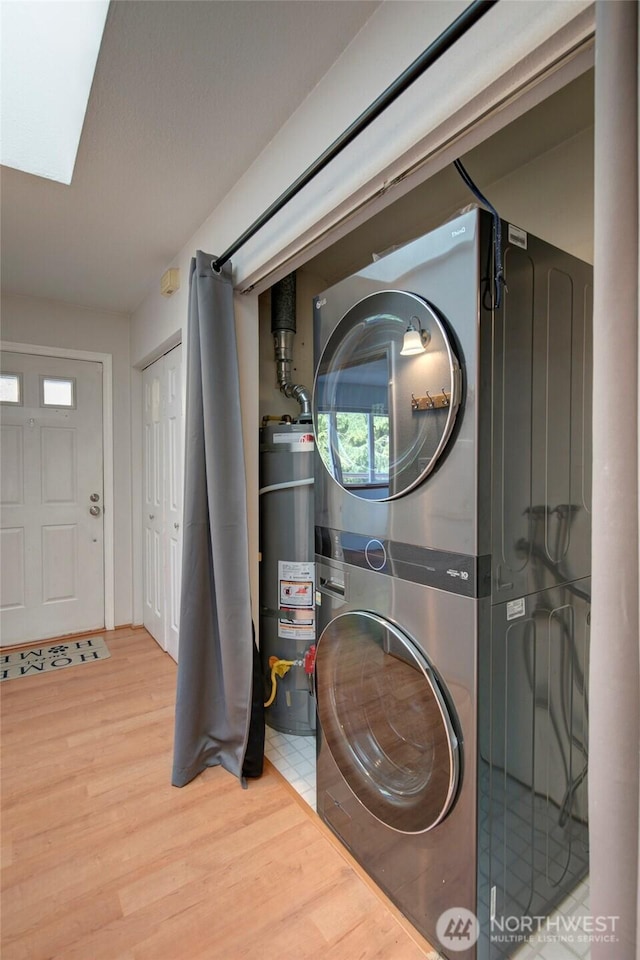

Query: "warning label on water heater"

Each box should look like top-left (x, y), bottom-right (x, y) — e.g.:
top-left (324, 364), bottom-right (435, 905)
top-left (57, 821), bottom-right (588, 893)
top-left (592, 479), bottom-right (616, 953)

top-left (278, 561), bottom-right (316, 640)
top-left (278, 619), bottom-right (315, 641)
top-left (279, 561), bottom-right (315, 608)
top-left (272, 432), bottom-right (314, 451)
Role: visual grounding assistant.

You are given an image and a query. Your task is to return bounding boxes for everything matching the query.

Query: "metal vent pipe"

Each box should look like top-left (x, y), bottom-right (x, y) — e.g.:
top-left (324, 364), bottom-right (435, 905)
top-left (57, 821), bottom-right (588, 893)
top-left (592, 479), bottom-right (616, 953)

top-left (271, 273), bottom-right (312, 422)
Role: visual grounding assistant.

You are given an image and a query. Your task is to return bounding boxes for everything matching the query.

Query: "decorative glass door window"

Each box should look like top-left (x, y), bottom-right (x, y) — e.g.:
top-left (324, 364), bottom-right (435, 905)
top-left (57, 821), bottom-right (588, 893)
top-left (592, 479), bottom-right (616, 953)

top-left (41, 376), bottom-right (76, 408)
top-left (0, 373), bottom-right (22, 405)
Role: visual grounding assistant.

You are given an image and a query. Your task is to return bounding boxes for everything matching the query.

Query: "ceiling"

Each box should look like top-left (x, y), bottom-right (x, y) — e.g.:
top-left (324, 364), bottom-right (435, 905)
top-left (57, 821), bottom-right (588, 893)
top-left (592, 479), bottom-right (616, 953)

top-left (0, 0), bottom-right (379, 316)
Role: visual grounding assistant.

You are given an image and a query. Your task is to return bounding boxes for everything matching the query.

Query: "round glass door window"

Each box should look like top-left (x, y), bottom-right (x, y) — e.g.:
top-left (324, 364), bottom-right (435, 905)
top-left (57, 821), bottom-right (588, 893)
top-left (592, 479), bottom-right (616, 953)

top-left (313, 290), bottom-right (462, 501)
top-left (316, 611), bottom-right (460, 834)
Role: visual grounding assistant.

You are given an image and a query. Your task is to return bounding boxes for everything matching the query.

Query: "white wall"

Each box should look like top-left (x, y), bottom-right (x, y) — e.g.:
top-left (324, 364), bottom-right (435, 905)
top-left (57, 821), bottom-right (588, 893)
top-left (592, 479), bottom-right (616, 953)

top-left (488, 127), bottom-right (594, 265)
top-left (1, 293), bottom-right (133, 626)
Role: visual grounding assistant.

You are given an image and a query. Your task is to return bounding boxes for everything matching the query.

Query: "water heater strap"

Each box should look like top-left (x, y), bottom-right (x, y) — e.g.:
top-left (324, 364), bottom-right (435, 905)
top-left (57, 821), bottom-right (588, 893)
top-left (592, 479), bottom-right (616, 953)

top-left (259, 477), bottom-right (314, 496)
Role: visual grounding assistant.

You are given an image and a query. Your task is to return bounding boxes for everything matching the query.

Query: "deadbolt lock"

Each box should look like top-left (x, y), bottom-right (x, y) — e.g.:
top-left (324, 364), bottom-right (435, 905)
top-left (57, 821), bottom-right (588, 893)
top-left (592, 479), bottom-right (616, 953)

top-left (90, 493), bottom-right (100, 502)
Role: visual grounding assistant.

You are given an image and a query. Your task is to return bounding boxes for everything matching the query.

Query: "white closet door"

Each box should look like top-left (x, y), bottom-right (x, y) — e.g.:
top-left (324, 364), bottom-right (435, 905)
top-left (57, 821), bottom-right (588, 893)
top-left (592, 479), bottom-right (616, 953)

top-left (163, 345), bottom-right (182, 662)
top-left (142, 345), bottom-right (183, 660)
top-left (0, 352), bottom-right (104, 644)
top-left (142, 360), bottom-right (164, 645)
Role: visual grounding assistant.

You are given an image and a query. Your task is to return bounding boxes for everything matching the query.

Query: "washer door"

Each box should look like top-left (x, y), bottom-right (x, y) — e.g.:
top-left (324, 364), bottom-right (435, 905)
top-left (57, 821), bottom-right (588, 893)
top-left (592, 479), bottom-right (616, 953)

top-left (316, 611), bottom-right (460, 834)
top-left (313, 290), bottom-right (461, 501)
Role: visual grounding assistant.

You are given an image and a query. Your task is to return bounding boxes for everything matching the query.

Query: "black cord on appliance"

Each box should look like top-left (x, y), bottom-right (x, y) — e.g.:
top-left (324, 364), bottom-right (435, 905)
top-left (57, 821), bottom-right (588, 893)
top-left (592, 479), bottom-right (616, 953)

top-left (453, 158), bottom-right (506, 309)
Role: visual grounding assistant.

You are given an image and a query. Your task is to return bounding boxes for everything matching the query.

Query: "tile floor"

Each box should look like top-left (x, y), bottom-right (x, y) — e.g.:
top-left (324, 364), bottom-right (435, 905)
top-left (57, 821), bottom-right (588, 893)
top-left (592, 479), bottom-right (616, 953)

top-left (264, 725), bottom-right (317, 810)
top-left (264, 727), bottom-right (592, 960)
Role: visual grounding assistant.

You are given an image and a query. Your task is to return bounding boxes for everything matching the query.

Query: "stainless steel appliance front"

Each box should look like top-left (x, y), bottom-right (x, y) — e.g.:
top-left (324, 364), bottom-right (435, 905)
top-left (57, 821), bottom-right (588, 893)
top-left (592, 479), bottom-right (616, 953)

top-left (313, 208), bottom-right (592, 960)
top-left (316, 609), bottom-right (460, 834)
top-left (315, 564), bottom-right (481, 960)
top-left (313, 209), bottom-right (484, 559)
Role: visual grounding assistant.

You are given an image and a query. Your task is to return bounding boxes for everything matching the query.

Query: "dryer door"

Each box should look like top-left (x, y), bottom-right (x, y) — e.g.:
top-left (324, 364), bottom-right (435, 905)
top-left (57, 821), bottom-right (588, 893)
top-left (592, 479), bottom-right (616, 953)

top-left (313, 290), bottom-right (461, 501)
top-left (316, 610), bottom-right (460, 834)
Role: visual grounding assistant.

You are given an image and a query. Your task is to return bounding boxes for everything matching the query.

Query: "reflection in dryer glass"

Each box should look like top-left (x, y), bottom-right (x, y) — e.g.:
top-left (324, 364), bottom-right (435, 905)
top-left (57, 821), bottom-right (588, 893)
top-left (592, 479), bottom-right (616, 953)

top-left (316, 352), bottom-right (390, 491)
top-left (313, 292), bottom-right (461, 501)
top-left (316, 612), bottom-right (458, 833)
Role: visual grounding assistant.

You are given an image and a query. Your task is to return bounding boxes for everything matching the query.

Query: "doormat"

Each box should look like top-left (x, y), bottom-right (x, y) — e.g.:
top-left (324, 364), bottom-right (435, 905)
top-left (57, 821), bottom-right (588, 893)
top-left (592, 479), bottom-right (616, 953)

top-left (1, 637), bottom-right (110, 681)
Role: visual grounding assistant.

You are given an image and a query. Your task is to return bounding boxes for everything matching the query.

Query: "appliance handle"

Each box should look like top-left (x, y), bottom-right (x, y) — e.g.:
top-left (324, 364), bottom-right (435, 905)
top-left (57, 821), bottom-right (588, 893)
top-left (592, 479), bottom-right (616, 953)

top-left (317, 559), bottom-right (348, 600)
top-left (319, 575), bottom-right (345, 599)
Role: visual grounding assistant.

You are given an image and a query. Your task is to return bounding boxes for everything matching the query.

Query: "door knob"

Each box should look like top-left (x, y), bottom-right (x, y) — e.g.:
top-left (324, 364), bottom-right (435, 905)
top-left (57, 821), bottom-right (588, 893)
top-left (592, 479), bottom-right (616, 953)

top-left (89, 505), bottom-right (101, 517)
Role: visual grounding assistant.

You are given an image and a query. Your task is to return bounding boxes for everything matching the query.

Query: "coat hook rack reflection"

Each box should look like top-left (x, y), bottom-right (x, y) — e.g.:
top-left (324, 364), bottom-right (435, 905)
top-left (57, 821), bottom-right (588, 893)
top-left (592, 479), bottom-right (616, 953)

top-left (411, 388), bottom-right (450, 411)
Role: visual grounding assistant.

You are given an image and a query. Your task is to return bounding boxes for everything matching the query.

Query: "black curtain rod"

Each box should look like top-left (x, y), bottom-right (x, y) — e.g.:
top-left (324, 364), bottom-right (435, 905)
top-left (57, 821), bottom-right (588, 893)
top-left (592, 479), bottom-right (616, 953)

top-left (212, 0), bottom-right (498, 272)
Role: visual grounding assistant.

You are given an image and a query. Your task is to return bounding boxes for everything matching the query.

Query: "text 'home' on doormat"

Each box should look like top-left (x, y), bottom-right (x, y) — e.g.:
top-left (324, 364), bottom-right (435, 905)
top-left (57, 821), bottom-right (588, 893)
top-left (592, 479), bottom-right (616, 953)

top-left (1, 637), bottom-right (110, 681)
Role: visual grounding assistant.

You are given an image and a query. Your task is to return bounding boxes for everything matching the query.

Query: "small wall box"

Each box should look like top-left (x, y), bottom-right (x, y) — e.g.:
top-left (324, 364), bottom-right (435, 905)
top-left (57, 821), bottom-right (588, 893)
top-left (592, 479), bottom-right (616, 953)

top-left (160, 268), bottom-right (180, 297)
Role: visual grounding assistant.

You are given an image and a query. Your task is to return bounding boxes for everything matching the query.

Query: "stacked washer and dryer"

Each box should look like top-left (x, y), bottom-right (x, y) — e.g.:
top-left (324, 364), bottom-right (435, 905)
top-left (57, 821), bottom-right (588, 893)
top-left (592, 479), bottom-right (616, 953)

top-left (312, 207), bottom-right (591, 960)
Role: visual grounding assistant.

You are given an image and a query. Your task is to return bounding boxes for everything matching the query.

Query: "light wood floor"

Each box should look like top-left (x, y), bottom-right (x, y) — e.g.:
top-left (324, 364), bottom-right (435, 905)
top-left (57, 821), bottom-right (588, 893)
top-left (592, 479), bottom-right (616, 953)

top-left (1, 627), bottom-right (433, 960)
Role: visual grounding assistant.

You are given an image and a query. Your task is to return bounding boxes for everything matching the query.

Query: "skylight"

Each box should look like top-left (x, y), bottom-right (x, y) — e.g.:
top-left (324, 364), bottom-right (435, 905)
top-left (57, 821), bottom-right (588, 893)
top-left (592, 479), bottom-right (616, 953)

top-left (0, 0), bottom-right (109, 185)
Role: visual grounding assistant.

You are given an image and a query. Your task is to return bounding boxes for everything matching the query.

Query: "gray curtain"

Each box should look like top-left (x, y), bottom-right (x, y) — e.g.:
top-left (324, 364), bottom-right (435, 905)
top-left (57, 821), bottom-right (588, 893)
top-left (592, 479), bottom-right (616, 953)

top-left (172, 252), bottom-right (254, 787)
top-left (590, 2), bottom-right (639, 957)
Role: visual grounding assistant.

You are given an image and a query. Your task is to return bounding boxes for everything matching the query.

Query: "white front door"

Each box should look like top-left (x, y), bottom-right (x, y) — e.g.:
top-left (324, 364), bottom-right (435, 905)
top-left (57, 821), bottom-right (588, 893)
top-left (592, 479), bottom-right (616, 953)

top-left (0, 352), bottom-right (105, 645)
top-left (142, 345), bottom-right (183, 661)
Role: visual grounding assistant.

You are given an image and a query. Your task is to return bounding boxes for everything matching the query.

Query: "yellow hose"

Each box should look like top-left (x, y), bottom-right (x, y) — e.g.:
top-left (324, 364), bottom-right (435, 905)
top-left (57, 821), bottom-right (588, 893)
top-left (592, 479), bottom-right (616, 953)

top-left (264, 657), bottom-right (296, 708)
